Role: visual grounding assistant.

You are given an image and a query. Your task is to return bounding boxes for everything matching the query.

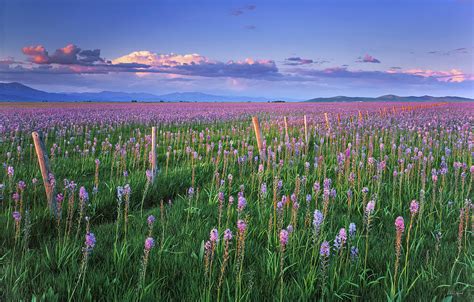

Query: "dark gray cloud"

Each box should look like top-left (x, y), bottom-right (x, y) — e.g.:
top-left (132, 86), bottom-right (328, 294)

top-left (356, 54), bottom-right (381, 63)
top-left (284, 57), bottom-right (314, 66)
top-left (283, 57), bottom-right (330, 66)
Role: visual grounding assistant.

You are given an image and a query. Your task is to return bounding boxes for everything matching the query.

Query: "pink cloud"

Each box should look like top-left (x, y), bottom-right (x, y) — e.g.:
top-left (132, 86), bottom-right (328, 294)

top-left (112, 51), bottom-right (210, 67)
top-left (22, 44), bottom-right (103, 65)
top-left (389, 68), bottom-right (473, 83)
top-left (22, 45), bottom-right (49, 64)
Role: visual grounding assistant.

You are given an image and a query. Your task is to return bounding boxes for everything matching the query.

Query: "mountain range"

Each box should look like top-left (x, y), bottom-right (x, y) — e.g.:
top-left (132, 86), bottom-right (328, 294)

top-left (0, 82), bottom-right (472, 102)
top-left (306, 95), bottom-right (473, 102)
top-left (0, 82), bottom-right (271, 102)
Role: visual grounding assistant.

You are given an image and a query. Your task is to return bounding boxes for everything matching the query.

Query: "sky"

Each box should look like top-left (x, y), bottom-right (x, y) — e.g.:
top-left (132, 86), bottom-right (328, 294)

top-left (0, 0), bottom-right (473, 99)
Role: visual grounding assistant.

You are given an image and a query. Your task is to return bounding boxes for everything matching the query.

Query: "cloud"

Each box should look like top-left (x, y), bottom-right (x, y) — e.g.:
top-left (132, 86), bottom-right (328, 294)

top-left (427, 48), bottom-right (470, 56)
top-left (244, 25), bottom-right (256, 30)
top-left (283, 57), bottom-right (314, 66)
top-left (111, 51), bottom-right (279, 79)
top-left (3, 43), bottom-right (473, 94)
top-left (287, 66), bottom-right (474, 84)
top-left (396, 68), bottom-right (474, 83)
top-left (282, 57), bottom-right (330, 66)
top-left (7, 46), bottom-right (279, 80)
top-left (356, 54), bottom-right (381, 63)
top-left (22, 44), bottom-right (104, 65)
top-left (230, 4), bottom-right (256, 16)
top-left (22, 45), bottom-right (49, 64)
top-left (230, 9), bottom-right (244, 16)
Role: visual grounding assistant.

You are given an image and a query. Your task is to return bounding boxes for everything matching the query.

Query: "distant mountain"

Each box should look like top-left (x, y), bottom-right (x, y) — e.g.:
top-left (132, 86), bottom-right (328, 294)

top-left (155, 92), bottom-right (269, 102)
top-left (2, 82), bottom-right (472, 103)
top-left (306, 94), bottom-right (473, 102)
top-left (0, 82), bottom-right (272, 102)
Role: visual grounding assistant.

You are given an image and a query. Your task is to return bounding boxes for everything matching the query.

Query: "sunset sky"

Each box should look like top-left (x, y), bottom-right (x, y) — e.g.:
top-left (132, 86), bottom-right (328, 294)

top-left (0, 0), bottom-right (473, 99)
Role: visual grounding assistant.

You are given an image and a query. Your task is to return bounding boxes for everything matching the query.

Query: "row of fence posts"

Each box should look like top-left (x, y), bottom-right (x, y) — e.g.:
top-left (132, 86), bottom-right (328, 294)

top-left (31, 103), bottom-right (445, 213)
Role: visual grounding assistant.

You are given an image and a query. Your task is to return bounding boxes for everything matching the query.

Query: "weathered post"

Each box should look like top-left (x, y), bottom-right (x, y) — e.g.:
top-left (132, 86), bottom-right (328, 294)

top-left (324, 112), bottom-right (330, 130)
top-left (32, 131), bottom-right (56, 215)
top-left (303, 115), bottom-right (308, 144)
top-left (151, 126), bottom-right (157, 181)
top-left (252, 116), bottom-right (264, 157)
top-left (284, 116), bottom-right (289, 142)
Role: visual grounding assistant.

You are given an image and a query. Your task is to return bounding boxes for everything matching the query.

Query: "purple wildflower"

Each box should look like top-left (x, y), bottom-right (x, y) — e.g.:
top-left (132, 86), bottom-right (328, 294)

top-left (349, 223), bottom-right (356, 239)
top-left (279, 229), bottom-right (289, 247)
top-left (147, 215), bottom-right (155, 227)
top-left (320, 241), bottom-right (330, 257)
top-left (85, 232), bottom-right (96, 250)
top-left (237, 220), bottom-right (247, 233)
top-left (224, 229), bottom-right (233, 241)
top-left (210, 228), bottom-right (219, 242)
top-left (144, 237), bottom-right (155, 251)
top-left (12, 211), bottom-right (21, 222)
top-left (237, 196), bottom-right (247, 212)
top-left (410, 200), bottom-right (419, 215)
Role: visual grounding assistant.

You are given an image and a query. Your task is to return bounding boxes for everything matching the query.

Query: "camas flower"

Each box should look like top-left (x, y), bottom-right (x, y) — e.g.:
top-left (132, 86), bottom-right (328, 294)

top-left (85, 232), bottom-right (96, 250)
top-left (409, 200), bottom-right (419, 215)
top-left (145, 169), bottom-right (153, 182)
top-left (17, 181), bottom-right (26, 191)
top-left (7, 166), bottom-right (14, 177)
top-left (366, 200), bottom-right (375, 214)
top-left (395, 216), bottom-right (405, 232)
top-left (313, 210), bottom-right (324, 228)
top-left (147, 215), bottom-right (155, 227)
top-left (12, 211), bottom-right (21, 222)
top-left (12, 192), bottom-right (20, 202)
top-left (350, 246), bottom-right (359, 261)
top-left (79, 187), bottom-right (89, 203)
top-left (224, 229), bottom-right (233, 241)
top-left (279, 229), bottom-right (289, 247)
top-left (237, 196), bottom-right (247, 212)
top-left (320, 241), bottom-right (330, 257)
top-left (349, 223), bottom-right (356, 239)
top-left (144, 237), bottom-right (155, 251)
top-left (237, 220), bottom-right (247, 233)
top-left (210, 228), bottom-right (219, 242)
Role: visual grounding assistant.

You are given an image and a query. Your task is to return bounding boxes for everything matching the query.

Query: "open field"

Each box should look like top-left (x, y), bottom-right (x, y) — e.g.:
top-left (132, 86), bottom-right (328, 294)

top-left (0, 102), bottom-right (473, 301)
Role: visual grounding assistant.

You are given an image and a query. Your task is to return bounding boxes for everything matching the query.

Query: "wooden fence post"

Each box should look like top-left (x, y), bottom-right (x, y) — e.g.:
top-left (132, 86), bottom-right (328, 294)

top-left (32, 131), bottom-right (57, 215)
top-left (252, 116), bottom-right (264, 157)
top-left (303, 115), bottom-right (308, 144)
top-left (284, 116), bottom-right (289, 142)
top-left (151, 126), bottom-right (157, 181)
top-left (324, 113), bottom-right (330, 130)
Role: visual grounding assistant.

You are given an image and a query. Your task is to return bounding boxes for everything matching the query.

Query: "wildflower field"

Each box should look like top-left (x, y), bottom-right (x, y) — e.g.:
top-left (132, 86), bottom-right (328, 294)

top-left (0, 102), bottom-right (472, 301)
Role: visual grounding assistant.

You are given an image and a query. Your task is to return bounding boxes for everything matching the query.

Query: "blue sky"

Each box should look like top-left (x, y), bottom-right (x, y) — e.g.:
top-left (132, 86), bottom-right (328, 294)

top-left (0, 0), bottom-right (473, 99)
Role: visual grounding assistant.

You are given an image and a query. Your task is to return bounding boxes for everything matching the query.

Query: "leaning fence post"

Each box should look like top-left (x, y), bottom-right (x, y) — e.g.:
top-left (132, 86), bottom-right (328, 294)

top-left (252, 116), bottom-right (264, 157)
top-left (151, 126), bottom-right (157, 181)
top-left (32, 131), bottom-right (57, 215)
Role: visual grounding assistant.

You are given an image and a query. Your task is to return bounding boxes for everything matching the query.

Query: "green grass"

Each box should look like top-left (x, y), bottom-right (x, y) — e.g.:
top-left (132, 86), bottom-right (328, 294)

top-left (0, 116), bottom-right (472, 301)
